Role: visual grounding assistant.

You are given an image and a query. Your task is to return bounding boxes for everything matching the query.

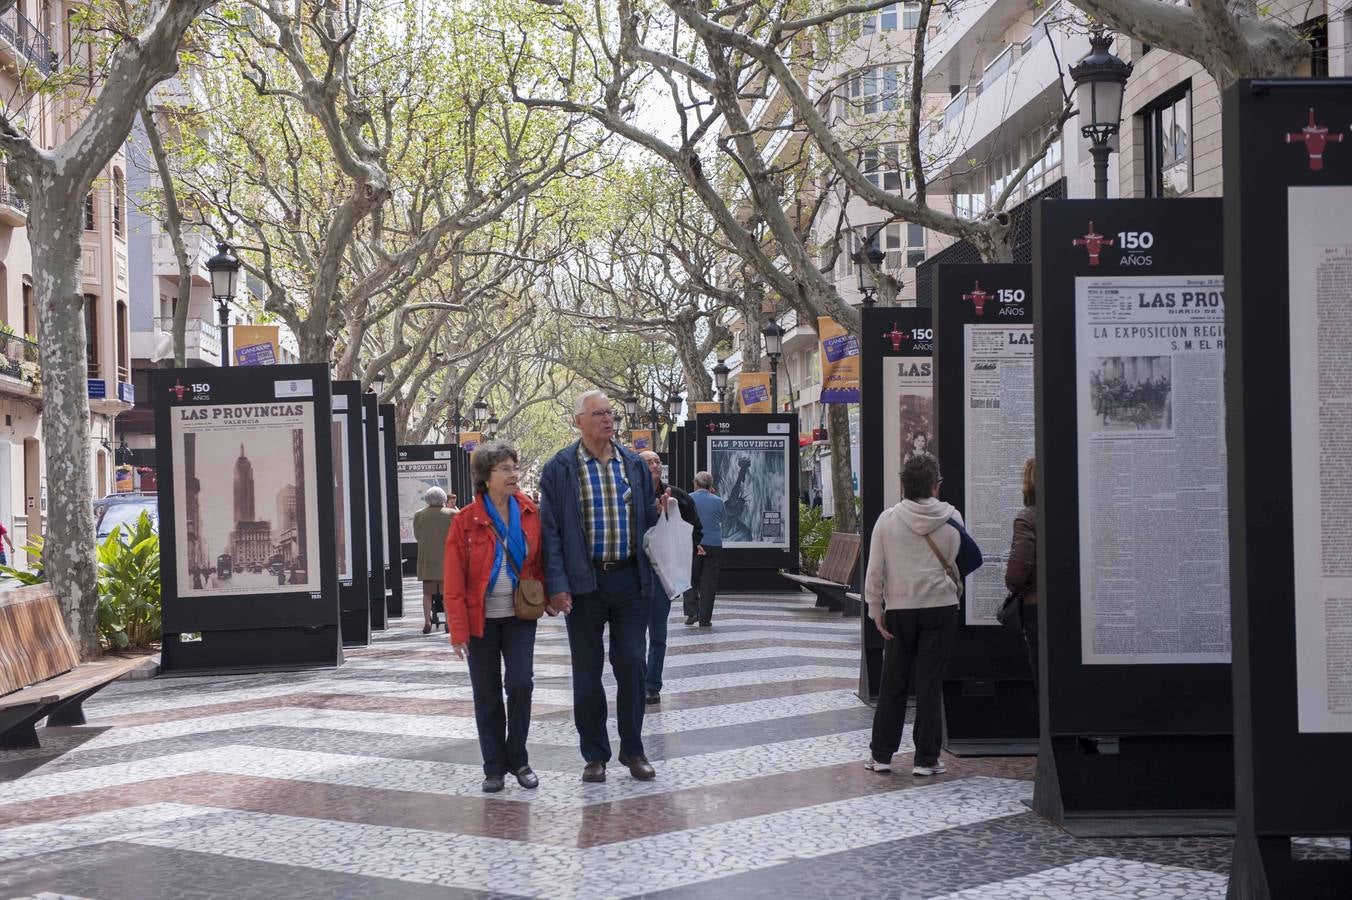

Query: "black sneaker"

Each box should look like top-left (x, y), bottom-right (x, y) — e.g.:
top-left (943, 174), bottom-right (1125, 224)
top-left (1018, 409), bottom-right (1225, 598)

top-left (482, 774), bottom-right (504, 793)
top-left (684, 615), bottom-right (698, 625)
top-left (645, 691), bottom-right (661, 705)
top-left (512, 766), bottom-right (539, 789)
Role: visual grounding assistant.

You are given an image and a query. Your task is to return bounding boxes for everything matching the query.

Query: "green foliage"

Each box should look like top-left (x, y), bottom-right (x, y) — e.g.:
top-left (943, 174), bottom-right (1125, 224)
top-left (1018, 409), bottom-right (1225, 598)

top-left (96, 513), bottom-right (161, 651)
top-left (797, 502), bottom-right (834, 576)
top-left (0, 534), bottom-right (46, 585)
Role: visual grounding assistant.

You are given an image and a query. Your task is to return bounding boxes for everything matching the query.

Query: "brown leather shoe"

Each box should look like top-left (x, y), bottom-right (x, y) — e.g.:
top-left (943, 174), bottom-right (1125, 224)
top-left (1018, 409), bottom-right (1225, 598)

top-left (617, 752), bottom-right (656, 781)
top-left (582, 761), bottom-right (606, 783)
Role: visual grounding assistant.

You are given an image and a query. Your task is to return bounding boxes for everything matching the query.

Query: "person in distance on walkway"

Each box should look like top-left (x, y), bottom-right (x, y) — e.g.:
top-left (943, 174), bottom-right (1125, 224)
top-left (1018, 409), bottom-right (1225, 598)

top-left (540, 390), bottom-right (664, 783)
top-left (686, 470), bottom-right (725, 628)
top-left (414, 486), bottom-right (456, 635)
top-left (444, 442), bottom-right (543, 794)
top-left (1004, 457), bottom-right (1039, 687)
top-left (639, 450), bottom-right (703, 705)
top-left (864, 453), bottom-right (963, 777)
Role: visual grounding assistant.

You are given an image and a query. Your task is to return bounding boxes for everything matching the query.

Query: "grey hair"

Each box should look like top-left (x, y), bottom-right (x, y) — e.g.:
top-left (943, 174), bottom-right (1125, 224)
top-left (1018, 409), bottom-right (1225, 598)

top-left (693, 470), bottom-right (714, 489)
top-left (573, 389), bottom-right (609, 416)
top-left (423, 486), bottom-right (447, 506)
top-left (470, 441), bottom-right (519, 496)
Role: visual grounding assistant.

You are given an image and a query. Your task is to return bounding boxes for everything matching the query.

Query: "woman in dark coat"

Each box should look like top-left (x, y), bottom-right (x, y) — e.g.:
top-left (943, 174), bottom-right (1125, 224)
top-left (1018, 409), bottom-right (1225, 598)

top-left (1004, 457), bottom-right (1039, 684)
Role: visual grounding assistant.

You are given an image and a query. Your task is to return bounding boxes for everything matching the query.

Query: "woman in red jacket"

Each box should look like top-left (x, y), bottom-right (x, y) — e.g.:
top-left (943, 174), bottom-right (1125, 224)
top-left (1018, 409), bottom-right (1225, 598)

top-left (444, 441), bottom-right (544, 793)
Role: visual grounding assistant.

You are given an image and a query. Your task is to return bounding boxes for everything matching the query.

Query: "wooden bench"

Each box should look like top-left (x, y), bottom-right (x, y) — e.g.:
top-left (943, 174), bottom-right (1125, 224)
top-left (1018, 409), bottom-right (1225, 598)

top-left (780, 532), bottom-right (861, 617)
top-left (0, 584), bottom-right (152, 748)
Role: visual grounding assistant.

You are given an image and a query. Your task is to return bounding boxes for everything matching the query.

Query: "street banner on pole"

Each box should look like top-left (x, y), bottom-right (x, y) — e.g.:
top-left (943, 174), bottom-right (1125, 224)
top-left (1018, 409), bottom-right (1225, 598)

top-left (736, 372), bottom-right (772, 413)
top-left (818, 317), bottom-right (861, 403)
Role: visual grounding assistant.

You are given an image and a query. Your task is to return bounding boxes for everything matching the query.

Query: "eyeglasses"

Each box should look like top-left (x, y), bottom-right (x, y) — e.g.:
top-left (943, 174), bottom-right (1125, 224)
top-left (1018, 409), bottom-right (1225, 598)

top-left (587, 409), bottom-right (616, 419)
top-left (492, 464), bottom-right (520, 475)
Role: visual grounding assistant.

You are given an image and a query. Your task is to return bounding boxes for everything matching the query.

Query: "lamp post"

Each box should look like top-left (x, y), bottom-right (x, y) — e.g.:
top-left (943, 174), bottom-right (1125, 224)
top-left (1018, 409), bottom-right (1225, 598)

top-left (623, 392), bottom-right (639, 434)
top-left (712, 361), bottom-right (729, 413)
top-left (448, 402), bottom-right (469, 445)
top-left (205, 241), bottom-right (240, 367)
top-left (1069, 30), bottom-right (1133, 200)
top-left (486, 415), bottom-right (499, 438)
top-left (472, 397), bottom-right (489, 429)
top-left (761, 321), bottom-right (784, 412)
top-left (667, 392), bottom-right (683, 423)
top-left (851, 240), bottom-right (886, 306)
top-left (370, 369), bottom-right (387, 398)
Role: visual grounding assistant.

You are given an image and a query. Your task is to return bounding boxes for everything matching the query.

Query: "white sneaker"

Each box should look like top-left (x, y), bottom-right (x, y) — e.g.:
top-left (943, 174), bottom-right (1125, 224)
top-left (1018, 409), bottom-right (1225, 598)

top-left (864, 759), bottom-right (892, 773)
top-left (912, 761), bottom-right (947, 776)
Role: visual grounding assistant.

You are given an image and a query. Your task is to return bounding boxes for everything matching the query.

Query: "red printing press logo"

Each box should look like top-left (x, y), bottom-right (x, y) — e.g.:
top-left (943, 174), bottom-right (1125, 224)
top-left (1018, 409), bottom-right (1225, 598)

top-left (963, 281), bottom-right (991, 316)
top-left (1285, 107), bottom-right (1342, 171)
top-left (885, 323), bottom-right (909, 351)
top-left (169, 380), bottom-right (187, 401)
top-left (1073, 221), bottom-right (1113, 266)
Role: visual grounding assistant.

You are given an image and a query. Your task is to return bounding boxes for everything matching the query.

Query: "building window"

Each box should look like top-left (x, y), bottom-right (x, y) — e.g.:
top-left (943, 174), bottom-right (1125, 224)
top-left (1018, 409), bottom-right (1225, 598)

top-left (83, 192), bottom-right (94, 230)
top-left (882, 222), bottom-right (926, 268)
top-left (1302, 16), bottom-right (1328, 77)
top-left (902, 2), bottom-right (921, 28)
top-left (848, 65), bottom-right (904, 117)
top-left (861, 3), bottom-right (898, 33)
top-left (84, 293), bottom-right (98, 379)
top-left (861, 144), bottom-right (909, 193)
top-left (1142, 84), bottom-right (1191, 198)
top-left (22, 277), bottom-right (34, 337)
top-left (112, 169), bottom-right (124, 238)
top-left (115, 300), bottom-right (128, 381)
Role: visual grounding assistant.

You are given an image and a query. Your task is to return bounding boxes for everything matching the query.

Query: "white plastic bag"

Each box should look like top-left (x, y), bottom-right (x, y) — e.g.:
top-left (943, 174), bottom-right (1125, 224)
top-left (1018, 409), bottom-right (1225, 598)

top-left (643, 497), bottom-right (694, 600)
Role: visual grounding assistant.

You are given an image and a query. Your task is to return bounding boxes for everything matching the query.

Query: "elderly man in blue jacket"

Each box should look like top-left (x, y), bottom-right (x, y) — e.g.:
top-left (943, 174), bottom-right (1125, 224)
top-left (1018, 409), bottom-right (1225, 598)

top-left (540, 390), bottom-right (665, 783)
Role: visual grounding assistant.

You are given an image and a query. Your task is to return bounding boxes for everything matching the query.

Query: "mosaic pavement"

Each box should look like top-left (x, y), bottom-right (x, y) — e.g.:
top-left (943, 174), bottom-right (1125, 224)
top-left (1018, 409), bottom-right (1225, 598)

top-left (0, 583), bottom-right (1240, 899)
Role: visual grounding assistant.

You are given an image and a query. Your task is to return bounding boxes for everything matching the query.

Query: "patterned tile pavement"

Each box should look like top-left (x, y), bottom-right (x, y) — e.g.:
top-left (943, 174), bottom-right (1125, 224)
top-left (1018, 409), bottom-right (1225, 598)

top-left (0, 583), bottom-right (1243, 899)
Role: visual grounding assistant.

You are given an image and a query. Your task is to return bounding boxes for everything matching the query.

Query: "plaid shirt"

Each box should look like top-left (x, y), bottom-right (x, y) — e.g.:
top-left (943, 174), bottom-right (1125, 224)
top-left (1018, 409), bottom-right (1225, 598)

top-left (576, 440), bottom-right (633, 561)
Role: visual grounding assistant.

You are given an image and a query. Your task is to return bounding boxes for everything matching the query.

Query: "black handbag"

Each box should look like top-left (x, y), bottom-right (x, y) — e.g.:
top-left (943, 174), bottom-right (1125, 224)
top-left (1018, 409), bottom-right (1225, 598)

top-left (996, 588), bottom-right (1026, 628)
top-left (949, 518), bottom-right (983, 577)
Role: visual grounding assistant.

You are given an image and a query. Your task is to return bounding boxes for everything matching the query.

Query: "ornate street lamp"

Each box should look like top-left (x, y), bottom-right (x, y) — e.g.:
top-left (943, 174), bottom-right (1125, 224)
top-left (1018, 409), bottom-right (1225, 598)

top-left (486, 415), bottom-right (499, 438)
top-left (667, 392), bottom-right (683, 421)
top-left (472, 397), bottom-right (490, 426)
top-left (1070, 30), bottom-right (1133, 199)
top-left (370, 368), bottom-right (388, 397)
top-left (205, 241), bottom-right (241, 366)
top-left (851, 239), bottom-right (886, 306)
top-left (761, 321), bottom-right (785, 412)
top-left (712, 360), bottom-right (730, 412)
top-left (623, 392), bottom-right (639, 431)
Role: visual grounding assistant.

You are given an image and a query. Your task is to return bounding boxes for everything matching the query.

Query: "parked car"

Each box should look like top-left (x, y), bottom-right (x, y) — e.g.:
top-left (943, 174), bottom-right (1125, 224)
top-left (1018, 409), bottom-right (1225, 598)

top-left (93, 492), bottom-right (158, 539)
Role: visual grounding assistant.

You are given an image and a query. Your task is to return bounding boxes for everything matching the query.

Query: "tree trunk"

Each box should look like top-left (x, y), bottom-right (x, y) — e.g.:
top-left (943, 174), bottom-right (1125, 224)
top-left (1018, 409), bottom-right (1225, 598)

top-left (827, 403), bottom-right (857, 534)
top-left (139, 104), bottom-right (194, 366)
top-left (30, 201), bottom-right (99, 659)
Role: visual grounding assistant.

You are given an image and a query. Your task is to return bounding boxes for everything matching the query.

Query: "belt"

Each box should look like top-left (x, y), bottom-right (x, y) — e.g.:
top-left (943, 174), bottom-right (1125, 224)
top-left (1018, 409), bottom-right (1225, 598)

top-left (593, 557), bottom-right (636, 572)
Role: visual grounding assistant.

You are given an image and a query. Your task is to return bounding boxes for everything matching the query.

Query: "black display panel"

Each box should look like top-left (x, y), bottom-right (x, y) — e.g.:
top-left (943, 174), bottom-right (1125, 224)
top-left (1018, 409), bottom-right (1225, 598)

top-left (1223, 78), bottom-right (1352, 899)
top-left (363, 392), bottom-right (387, 631)
top-left (858, 307), bottom-right (933, 703)
top-left (933, 264), bottom-right (1037, 753)
top-left (379, 404), bottom-right (402, 618)
top-left (332, 380), bottom-right (370, 646)
top-left (1032, 198), bottom-right (1232, 823)
top-left (153, 364), bottom-right (341, 673)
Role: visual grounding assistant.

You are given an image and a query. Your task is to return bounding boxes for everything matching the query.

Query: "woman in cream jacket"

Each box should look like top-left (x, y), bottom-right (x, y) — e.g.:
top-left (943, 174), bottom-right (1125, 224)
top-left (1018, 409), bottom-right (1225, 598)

top-left (864, 452), bottom-right (963, 777)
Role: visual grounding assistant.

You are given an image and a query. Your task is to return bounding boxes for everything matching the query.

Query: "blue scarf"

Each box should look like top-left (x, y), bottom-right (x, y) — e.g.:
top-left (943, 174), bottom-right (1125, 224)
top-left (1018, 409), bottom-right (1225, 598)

top-left (485, 494), bottom-right (526, 593)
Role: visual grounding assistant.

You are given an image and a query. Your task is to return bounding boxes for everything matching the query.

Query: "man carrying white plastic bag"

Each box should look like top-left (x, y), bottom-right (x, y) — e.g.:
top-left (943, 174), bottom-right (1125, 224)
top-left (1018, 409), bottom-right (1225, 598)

top-left (639, 451), bottom-right (702, 705)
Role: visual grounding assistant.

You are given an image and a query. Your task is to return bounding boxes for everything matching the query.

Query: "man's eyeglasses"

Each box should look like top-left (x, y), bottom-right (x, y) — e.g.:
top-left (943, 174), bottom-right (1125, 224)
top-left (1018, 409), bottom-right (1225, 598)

top-left (587, 409), bottom-right (616, 420)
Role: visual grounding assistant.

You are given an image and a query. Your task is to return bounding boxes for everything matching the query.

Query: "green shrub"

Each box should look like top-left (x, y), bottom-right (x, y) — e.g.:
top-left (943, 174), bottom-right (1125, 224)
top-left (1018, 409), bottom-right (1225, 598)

top-left (0, 534), bottom-right (46, 585)
top-left (97, 512), bottom-right (161, 651)
top-left (798, 502), bottom-right (834, 575)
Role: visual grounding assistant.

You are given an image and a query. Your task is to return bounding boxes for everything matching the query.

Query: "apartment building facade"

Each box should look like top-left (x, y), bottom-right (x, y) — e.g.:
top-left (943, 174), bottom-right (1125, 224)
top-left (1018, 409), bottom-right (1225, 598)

top-left (0, 0), bottom-right (135, 558)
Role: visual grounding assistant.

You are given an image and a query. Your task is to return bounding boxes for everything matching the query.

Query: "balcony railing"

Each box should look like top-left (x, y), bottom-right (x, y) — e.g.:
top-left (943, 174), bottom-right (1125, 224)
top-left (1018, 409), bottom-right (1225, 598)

top-left (154, 315), bottom-right (222, 364)
top-left (0, 7), bottom-right (53, 76)
top-left (0, 329), bottom-right (38, 384)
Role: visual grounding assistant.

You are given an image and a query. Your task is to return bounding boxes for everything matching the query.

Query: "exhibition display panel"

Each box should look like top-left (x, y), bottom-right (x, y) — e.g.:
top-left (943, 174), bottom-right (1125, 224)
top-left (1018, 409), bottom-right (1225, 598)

top-left (378, 404), bottom-right (402, 618)
top-left (933, 264), bottom-right (1038, 753)
top-left (363, 393), bottom-right (387, 631)
top-left (1223, 78), bottom-right (1352, 899)
top-left (332, 380), bottom-right (370, 646)
top-left (153, 365), bottom-right (341, 674)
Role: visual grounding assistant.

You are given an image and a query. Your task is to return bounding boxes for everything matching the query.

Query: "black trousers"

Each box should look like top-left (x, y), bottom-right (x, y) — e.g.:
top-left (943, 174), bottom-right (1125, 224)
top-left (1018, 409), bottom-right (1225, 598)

top-left (466, 615), bottom-right (537, 776)
top-left (684, 546), bottom-right (722, 624)
top-left (870, 605), bottom-right (959, 768)
top-left (565, 564), bottom-right (648, 762)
